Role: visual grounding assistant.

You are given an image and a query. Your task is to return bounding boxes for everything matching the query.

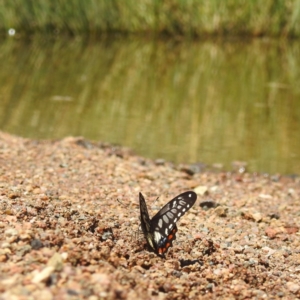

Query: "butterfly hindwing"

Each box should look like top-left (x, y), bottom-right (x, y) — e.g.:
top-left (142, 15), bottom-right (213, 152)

top-left (139, 192), bottom-right (155, 250)
top-left (139, 191), bottom-right (197, 257)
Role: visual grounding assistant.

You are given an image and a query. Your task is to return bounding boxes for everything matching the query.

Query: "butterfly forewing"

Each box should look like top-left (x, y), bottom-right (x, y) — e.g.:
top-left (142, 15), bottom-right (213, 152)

top-left (151, 191), bottom-right (197, 227)
top-left (139, 192), bottom-right (151, 233)
top-left (139, 191), bottom-right (197, 257)
top-left (139, 192), bottom-right (157, 250)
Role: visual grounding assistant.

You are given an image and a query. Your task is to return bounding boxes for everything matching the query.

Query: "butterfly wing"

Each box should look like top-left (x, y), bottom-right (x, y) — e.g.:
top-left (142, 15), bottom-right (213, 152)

top-left (150, 191), bottom-right (197, 256)
top-left (139, 191), bottom-right (197, 257)
top-left (139, 192), bottom-right (156, 251)
top-left (151, 191), bottom-right (197, 221)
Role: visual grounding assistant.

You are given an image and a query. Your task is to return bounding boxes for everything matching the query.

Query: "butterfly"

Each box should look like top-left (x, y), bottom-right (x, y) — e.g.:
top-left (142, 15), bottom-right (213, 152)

top-left (139, 191), bottom-right (197, 257)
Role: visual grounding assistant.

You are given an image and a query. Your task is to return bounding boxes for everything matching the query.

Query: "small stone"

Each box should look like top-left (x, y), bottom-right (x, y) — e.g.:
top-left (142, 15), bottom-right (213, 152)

top-left (154, 159), bottom-right (165, 166)
top-left (4, 228), bottom-right (19, 237)
top-left (214, 206), bottom-right (228, 217)
top-left (32, 266), bottom-right (55, 284)
top-left (262, 246), bottom-right (276, 257)
top-left (0, 248), bottom-right (11, 255)
top-left (8, 193), bottom-right (19, 199)
top-left (17, 245), bottom-right (32, 257)
top-left (0, 274), bottom-right (19, 287)
top-left (233, 246), bottom-right (244, 253)
top-left (286, 281), bottom-right (300, 293)
top-left (47, 252), bottom-right (63, 271)
top-left (31, 239), bottom-right (43, 250)
top-left (61, 252), bottom-right (68, 261)
top-left (194, 186), bottom-right (208, 196)
top-left (210, 186), bottom-right (218, 192)
top-left (1, 242), bottom-right (10, 249)
top-left (241, 210), bottom-right (262, 222)
top-left (20, 233), bottom-right (31, 241)
top-left (265, 227), bottom-right (279, 239)
top-left (200, 200), bottom-right (219, 210)
top-left (0, 254), bottom-right (8, 262)
top-left (268, 213), bottom-right (280, 219)
top-left (179, 164), bottom-right (199, 175)
top-left (288, 188), bottom-right (296, 197)
top-left (284, 225), bottom-right (299, 234)
top-left (252, 212), bottom-right (262, 222)
top-left (258, 194), bottom-right (272, 200)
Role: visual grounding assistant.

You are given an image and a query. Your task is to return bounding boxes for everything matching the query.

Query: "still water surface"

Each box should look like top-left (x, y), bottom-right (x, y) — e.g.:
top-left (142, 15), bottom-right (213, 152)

top-left (0, 36), bottom-right (299, 174)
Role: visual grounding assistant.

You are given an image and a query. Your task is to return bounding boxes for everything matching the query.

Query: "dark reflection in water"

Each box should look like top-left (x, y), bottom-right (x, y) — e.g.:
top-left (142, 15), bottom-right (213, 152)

top-left (0, 36), bottom-right (299, 175)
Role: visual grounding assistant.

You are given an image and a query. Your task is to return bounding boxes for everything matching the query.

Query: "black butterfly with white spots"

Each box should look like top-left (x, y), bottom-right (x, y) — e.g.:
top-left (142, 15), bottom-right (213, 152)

top-left (139, 191), bottom-right (197, 257)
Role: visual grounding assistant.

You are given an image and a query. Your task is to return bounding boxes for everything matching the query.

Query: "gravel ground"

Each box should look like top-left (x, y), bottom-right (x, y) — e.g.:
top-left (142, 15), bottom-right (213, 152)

top-left (0, 132), bottom-right (299, 300)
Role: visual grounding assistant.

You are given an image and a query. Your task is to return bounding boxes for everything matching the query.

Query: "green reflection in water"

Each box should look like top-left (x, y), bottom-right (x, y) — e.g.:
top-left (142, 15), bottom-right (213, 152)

top-left (0, 36), bottom-right (299, 175)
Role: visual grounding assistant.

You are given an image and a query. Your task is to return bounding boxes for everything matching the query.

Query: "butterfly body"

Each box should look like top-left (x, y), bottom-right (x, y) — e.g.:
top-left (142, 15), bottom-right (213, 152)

top-left (139, 191), bottom-right (197, 257)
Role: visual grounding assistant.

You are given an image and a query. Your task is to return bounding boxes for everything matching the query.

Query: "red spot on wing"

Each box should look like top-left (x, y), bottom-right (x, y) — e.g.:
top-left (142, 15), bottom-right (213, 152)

top-left (167, 228), bottom-right (177, 241)
top-left (158, 227), bottom-right (178, 256)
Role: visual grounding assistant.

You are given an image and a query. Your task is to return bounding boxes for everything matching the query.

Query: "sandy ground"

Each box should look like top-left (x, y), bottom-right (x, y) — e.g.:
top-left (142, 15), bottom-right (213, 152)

top-left (0, 131), bottom-right (299, 300)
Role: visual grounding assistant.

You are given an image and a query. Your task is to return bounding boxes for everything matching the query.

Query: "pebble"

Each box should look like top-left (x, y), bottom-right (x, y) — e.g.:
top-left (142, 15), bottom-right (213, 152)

top-left (214, 206), bottom-right (228, 217)
top-left (286, 282), bottom-right (300, 293)
top-left (4, 228), bottom-right (19, 237)
top-left (16, 245), bottom-right (31, 257)
top-left (47, 252), bottom-right (63, 271)
top-left (194, 186), bottom-right (208, 196)
top-left (32, 266), bottom-right (55, 284)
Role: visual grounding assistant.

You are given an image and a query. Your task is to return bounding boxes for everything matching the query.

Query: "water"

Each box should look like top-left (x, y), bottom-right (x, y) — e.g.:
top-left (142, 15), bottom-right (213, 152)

top-left (0, 36), bottom-right (299, 175)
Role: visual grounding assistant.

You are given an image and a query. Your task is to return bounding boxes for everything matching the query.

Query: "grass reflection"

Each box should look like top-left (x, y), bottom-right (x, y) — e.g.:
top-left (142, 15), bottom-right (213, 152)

top-left (0, 36), bottom-right (299, 174)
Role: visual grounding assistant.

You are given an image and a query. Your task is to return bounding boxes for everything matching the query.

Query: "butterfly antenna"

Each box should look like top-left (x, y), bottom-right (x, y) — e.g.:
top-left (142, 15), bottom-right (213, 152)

top-left (150, 195), bottom-right (160, 212)
top-left (117, 198), bottom-right (124, 206)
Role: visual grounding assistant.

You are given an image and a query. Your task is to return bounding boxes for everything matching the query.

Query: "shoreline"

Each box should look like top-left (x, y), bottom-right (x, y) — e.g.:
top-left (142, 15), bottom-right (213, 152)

top-left (0, 132), bottom-right (299, 299)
